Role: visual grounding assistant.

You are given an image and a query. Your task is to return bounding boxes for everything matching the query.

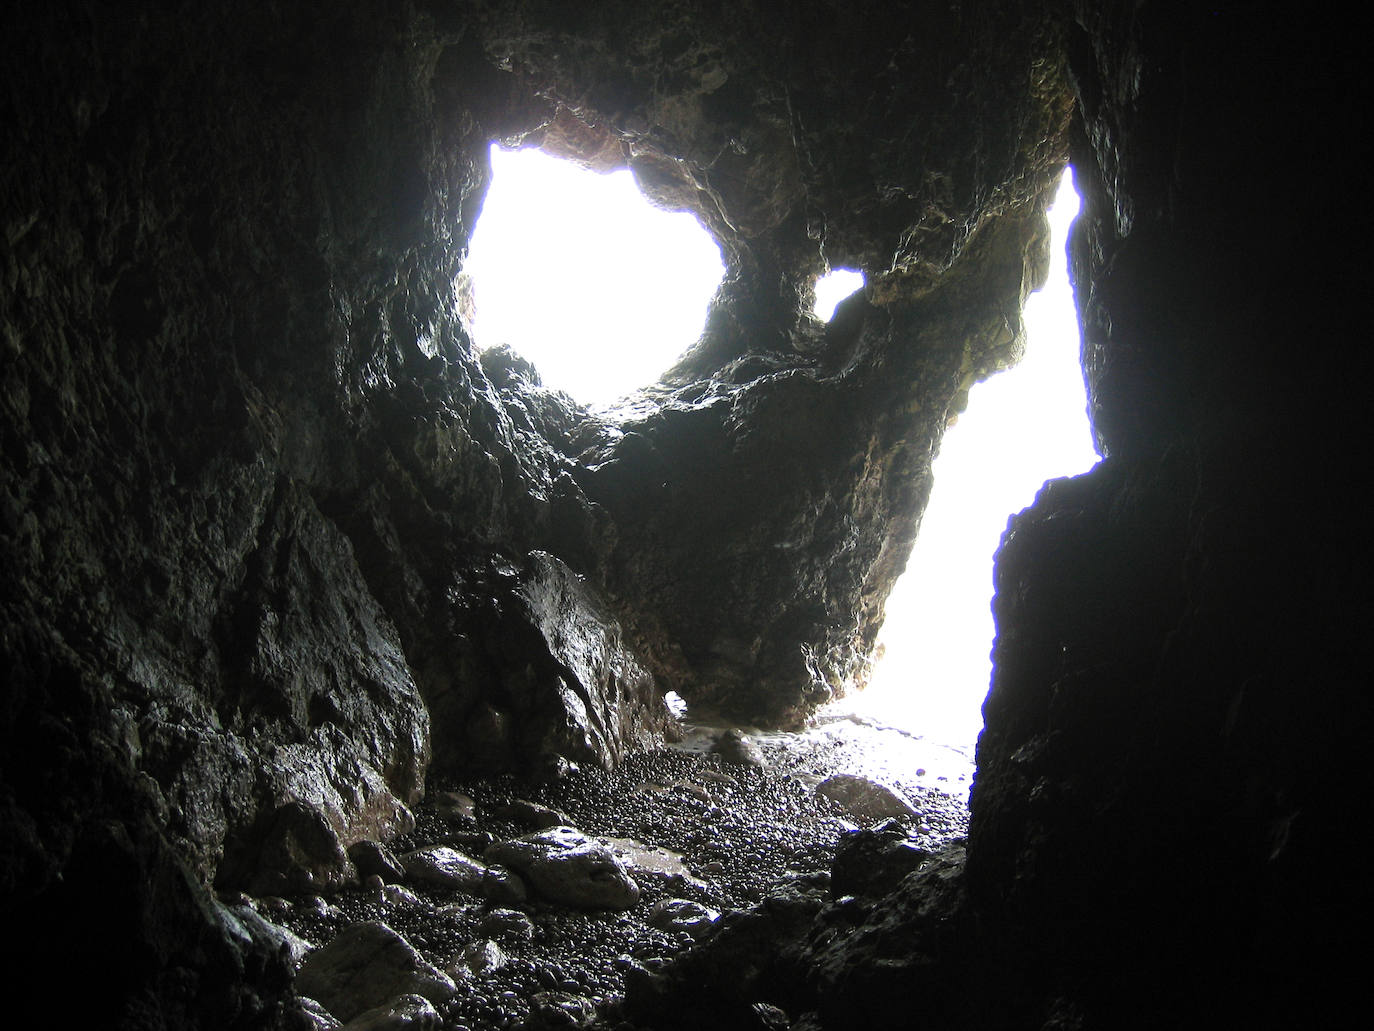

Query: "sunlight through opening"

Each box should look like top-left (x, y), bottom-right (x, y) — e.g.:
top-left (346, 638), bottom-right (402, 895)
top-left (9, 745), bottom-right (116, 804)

top-left (814, 269), bottom-right (865, 321)
top-left (462, 145), bottom-right (725, 406)
top-left (840, 169), bottom-right (1099, 770)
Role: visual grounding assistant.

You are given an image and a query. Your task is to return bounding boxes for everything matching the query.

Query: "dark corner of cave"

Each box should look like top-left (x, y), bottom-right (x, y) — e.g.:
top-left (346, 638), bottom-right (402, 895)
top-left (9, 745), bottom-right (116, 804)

top-left (1, 2), bottom-right (1367, 1029)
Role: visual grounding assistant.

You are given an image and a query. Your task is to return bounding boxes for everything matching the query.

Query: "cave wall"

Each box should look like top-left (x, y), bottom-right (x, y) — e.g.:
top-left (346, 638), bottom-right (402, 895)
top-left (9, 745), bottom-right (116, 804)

top-left (968, 4), bottom-right (1374, 1025)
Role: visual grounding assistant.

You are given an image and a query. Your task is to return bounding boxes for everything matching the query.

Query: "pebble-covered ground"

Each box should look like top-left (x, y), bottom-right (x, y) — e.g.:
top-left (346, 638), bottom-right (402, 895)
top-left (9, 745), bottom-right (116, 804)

top-left (271, 716), bottom-right (972, 1030)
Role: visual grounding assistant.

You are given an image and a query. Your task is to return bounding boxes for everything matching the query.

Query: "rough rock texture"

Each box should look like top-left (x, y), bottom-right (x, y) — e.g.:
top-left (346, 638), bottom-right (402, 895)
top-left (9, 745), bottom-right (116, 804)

top-left (484, 826), bottom-right (641, 910)
top-left (4, 0), bottom-right (1366, 1027)
top-left (295, 921), bottom-right (456, 1023)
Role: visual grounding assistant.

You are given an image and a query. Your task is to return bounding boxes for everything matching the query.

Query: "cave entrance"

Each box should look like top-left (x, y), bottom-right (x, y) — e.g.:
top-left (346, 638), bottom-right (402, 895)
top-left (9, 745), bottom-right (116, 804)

top-left (838, 169), bottom-right (1098, 780)
top-left (462, 143), bottom-right (725, 405)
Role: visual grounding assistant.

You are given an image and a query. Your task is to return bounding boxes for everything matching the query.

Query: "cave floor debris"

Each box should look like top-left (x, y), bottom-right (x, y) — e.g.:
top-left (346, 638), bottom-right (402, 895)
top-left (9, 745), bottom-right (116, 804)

top-left (272, 719), bottom-right (970, 1029)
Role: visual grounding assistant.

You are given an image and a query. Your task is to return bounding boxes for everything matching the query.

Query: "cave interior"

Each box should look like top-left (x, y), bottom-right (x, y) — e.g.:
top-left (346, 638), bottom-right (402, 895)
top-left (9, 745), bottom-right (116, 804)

top-left (1, 1), bottom-right (1369, 1028)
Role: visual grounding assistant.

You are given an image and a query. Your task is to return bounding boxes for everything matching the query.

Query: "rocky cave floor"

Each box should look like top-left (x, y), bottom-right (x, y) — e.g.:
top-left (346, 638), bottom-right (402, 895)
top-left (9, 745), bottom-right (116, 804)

top-left (250, 714), bottom-right (972, 1030)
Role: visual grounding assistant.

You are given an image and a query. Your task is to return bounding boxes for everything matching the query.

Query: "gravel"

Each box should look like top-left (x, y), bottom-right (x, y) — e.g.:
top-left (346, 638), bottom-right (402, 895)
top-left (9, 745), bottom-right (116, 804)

top-left (273, 722), bottom-right (970, 1029)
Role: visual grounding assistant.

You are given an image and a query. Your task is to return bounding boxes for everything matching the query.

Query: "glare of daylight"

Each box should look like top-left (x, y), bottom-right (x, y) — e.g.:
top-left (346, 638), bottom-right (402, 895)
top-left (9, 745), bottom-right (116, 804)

top-left (463, 144), bottom-right (725, 405)
top-left (849, 170), bottom-right (1099, 746)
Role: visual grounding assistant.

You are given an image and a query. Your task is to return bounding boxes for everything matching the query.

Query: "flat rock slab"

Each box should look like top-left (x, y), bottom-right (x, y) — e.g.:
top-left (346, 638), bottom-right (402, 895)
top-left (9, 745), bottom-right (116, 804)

top-left (598, 836), bottom-right (707, 892)
top-left (814, 774), bottom-right (919, 824)
top-left (296, 921), bottom-right (456, 1022)
top-left (485, 826), bottom-right (640, 910)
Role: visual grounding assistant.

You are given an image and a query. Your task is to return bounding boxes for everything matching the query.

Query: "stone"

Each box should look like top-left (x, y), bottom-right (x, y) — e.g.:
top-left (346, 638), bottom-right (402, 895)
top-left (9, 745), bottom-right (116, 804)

top-left (527, 991), bottom-right (596, 1028)
top-left (432, 792), bottom-right (478, 825)
top-left (446, 939), bottom-right (507, 980)
top-left (375, 883), bottom-right (426, 909)
top-left (599, 836), bottom-right (707, 892)
top-left (340, 993), bottom-right (441, 1031)
top-left (401, 846), bottom-right (527, 901)
top-left (295, 922), bottom-right (457, 1023)
top-left (484, 827), bottom-right (640, 910)
top-left (483, 863), bottom-right (529, 905)
top-left (401, 845), bottom-right (528, 903)
top-left (242, 802), bottom-right (359, 897)
top-left (224, 902), bottom-right (313, 968)
top-left (711, 730), bottom-right (767, 768)
top-left (294, 996), bottom-right (343, 1030)
top-left (479, 908), bottom-right (536, 942)
top-left (813, 774), bottom-right (919, 824)
top-left (490, 798), bottom-right (572, 829)
top-left (350, 840), bottom-right (407, 884)
top-left (648, 898), bottom-right (722, 940)
top-left (830, 820), bottom-right (934, 899)
top-left (400, 845), bottom-right (488, 894)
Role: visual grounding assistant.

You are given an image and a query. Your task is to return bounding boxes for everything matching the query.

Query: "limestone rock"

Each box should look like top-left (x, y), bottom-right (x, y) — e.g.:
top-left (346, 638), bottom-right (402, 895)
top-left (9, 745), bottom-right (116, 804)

top-left (294, 997), bottom-right (343, 1030)
top-left (295, 922), bottom-right (456, 1023)
top-left (813, 775), bottom-right (918, 824)
top-left (224, 902), bottom-right (313, 968)
top-left (485, 827), bottom-right (640, 910)
top-left (241, 802), bottom-right (358, 897)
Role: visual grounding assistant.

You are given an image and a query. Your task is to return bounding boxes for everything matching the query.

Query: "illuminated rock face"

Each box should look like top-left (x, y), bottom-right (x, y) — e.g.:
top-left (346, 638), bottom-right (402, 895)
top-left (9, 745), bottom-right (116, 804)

top-left (0, 1), bottom-right (1367, 1028)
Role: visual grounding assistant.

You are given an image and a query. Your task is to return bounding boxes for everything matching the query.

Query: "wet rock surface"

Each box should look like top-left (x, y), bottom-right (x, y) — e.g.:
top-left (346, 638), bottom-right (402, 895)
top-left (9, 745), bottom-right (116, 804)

top-left (484, 828), bottom-right (640, 911)
top-left (270, 733), bottom-right (968, 1029)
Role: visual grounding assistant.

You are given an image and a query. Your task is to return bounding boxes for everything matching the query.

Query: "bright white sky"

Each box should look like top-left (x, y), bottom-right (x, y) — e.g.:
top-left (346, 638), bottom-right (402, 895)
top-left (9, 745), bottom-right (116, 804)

top-left (465, 152), bottom-right (1095, 752)
top-left (851, 170), bottom-right (1099, 745)
top-left (464, 145), bottom-right (725, 404)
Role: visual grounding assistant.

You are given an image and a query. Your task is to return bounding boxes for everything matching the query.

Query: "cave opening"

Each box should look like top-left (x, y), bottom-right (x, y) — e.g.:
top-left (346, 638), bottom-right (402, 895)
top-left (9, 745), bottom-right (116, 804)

top-left (813, 268), bottom-right (865, 321)
top-left (463, 143), bottom-right (726, 405)
top-left (835, 169), bottom-right (1099, 782)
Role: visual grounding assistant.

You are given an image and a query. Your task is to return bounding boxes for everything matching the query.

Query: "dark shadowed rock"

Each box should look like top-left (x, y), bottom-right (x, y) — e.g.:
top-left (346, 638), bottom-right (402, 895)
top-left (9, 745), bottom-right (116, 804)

top-left (829, 820), bottom-right (934, 899)
top-left (349, 840), bottom-right (407, 884)
top-left (490, 798), bottom-right (572, 829)
top-left (711, 730), bottom-right (767, 768)
top-left (240, 802), bottom-right (358, 897)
